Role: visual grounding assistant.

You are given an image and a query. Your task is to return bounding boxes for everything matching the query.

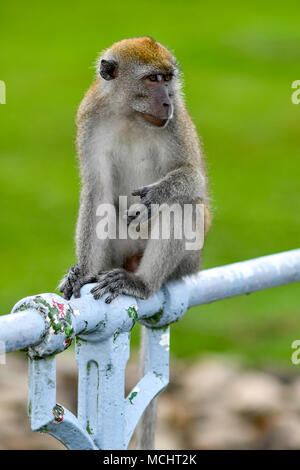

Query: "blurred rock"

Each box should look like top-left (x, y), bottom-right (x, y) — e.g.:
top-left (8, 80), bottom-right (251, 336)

top-left (190, 412), bottom-right (258, 449)
top-left (180, 357), bottom-right (238, 404)
top-left (258, 413), bottom-right (300, 450)
top-left (284, 378), bottom-right (300, 413)
top-left (220, 372), bottom-right (283, 415)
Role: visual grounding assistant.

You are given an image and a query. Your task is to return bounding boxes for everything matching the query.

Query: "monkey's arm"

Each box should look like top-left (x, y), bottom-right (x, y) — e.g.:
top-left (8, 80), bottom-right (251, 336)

top-left (126, 163), bottom-right (208, 227)
top-left (135, 163), bottom-right (206, 203)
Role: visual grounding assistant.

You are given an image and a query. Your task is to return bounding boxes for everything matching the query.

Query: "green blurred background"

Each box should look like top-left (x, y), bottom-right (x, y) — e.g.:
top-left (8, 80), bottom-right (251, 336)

top-left (0, 0), bottom-right (299, 366)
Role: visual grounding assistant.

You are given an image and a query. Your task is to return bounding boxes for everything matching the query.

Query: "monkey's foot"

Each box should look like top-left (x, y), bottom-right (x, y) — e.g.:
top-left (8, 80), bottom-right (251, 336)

top-left (59, 264), bottom-right (96, 300)
top-left (91, 269), bottom-right (150, 303)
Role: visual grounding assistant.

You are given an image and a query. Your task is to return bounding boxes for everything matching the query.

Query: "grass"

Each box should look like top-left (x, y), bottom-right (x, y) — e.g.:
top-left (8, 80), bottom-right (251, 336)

top-left (0, 0), bottom-right (299, 366)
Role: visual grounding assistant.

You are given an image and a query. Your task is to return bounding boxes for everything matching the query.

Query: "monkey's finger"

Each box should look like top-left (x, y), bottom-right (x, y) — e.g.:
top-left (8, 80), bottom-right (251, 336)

top-left (91, 284), bottom-right (112, 299)
top-left (68, 266), bottom-right (79, 284)
top-left (73, 281), bottom-right (82, 298)
top-left (92, 276), bottom-right (126, 299)
top-left (126, 215), bottom-right (141, 226)
top-left (91, 275), bottom-right (125, 296)
top-left (69, 274), bottom-right (78, 284)
top-left (126, 214), bottom-right (138, 224)
top-left (92, 276), bottom-right (120, 291)
top-left (82, 274), bottom-right (98, 285)
top-left (128, 207), bottom-right (151, 227)
top-left (97, 269), bottom-right (125, 282)
top-left (96, 270), bottom-right (110, 279)
top-left (97, 270), bottom-right (118, 278)
top-left (62, 277), bottom-right (73, 291)
top-left (91, 283), bottom-right (109, 299)
top-left (132, 187), bottom-right (148, 197)
top-left (105, 291), bottom-right (119, 304)
top-left (94, 274), bottom-right (115, 286)
top-left (72, 264), bottom-right (80, 275)
top-left (62, 291), bottom-right (72, 301)
top-left (58, 279), bottom-right (72, 298)
top-left (73, 274), bottom-right (98, 298)
top-left (125, 204), bottom-right (145, 221)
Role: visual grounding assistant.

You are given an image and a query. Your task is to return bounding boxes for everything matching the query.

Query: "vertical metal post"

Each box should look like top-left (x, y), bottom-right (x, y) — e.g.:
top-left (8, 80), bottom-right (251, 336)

top-left (76, 332), bottom-right (131, 450)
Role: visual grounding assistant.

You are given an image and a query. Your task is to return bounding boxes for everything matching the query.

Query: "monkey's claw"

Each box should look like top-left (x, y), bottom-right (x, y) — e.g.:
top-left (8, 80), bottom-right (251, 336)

top-left (59, 265), bottom-right (96, 300)
top-left (128, 184), bottom-right (161, 226)
top-left (125, 203), bottom-right (152, 226)
top-left (91, 269), bottom-right (150, 302)
top-left (132, 186), bottom-right (150, 198)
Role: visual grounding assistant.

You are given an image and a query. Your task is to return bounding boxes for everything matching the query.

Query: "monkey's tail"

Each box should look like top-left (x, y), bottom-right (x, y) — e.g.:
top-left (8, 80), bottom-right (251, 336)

top-left (135, 326), bottom-right (157, 450)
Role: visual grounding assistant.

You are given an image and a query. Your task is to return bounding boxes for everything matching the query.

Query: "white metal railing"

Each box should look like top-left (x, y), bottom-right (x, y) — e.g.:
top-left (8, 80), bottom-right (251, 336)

top-left (0, 249), bottom-right (299, 449)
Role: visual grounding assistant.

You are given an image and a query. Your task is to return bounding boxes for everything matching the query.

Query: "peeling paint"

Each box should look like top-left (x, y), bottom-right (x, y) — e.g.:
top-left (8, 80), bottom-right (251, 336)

top-left (40, 425), bottom-right (48, 432)
top-left (86, 421), bottom-right (92, 435)
top-left (113, 328), bottom-right (121, 342)
top-left (129, 391), bottom-right (138, 404)
top-left (106, 363), bottom-right (112, 376)
top-left (15, 295), bottom-right (75, 355)
top-left (127, 305), bottom-right (138, 325)
top-left (159, 331), bottom-right (170, 351)
top-left (153, 371), bottom-right (163, 379)
top-left (53, 404), bottom-right (65, 423)
top-left (95, 320), bottom-right (106, 329)
top-left (76, 337), bottom-right (87, 347)
top-left (146, 307), bottom-right (164, 325)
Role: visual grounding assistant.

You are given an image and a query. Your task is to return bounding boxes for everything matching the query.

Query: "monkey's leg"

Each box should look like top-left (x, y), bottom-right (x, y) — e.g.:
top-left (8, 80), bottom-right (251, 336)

top-left (90, 234), bottom-right (186, 303)
top-left (91, 203), bottom-right (189, 303)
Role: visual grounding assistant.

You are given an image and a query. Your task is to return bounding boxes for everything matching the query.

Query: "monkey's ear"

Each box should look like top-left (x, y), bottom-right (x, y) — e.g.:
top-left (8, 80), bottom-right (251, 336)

top-left (99, 59), bottom-right (118, 80)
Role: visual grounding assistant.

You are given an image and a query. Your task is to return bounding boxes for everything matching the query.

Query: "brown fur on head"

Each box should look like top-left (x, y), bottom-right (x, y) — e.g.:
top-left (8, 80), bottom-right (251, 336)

top-left (109, 36), bottom-right (175, 72)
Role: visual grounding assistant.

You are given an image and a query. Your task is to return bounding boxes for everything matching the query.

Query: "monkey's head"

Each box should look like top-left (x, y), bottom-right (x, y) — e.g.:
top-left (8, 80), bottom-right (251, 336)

top-left (97, 37), bottom-right (180, 128)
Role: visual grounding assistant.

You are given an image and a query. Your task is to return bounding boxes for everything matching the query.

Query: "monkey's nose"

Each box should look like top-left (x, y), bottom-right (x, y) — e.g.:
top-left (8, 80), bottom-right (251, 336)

top-left (162, 102), bottom-right (172, 119)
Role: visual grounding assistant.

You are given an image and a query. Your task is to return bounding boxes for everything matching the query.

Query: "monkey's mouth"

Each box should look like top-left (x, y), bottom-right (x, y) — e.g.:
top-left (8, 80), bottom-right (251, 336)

top-left (140, 112), bottom-right (168, 127)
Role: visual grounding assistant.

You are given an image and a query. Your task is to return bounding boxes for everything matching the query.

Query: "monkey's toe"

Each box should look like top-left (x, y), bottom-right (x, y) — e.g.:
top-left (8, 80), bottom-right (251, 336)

top-left (105, 291), bottom-right (120, 303)
top-left (91, 269), bottom-right (150, 302)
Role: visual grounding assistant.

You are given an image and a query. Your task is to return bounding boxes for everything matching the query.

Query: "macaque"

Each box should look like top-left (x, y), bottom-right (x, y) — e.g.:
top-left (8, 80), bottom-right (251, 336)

top-left (59, 37), bottom-right (211, 449)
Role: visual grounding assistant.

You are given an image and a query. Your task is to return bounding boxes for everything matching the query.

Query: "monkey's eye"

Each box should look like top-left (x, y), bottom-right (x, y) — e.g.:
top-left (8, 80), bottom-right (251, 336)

top-left (164, 74), bottom-right (173, 81)
top-left (147, 75), bottom-right (158, 82)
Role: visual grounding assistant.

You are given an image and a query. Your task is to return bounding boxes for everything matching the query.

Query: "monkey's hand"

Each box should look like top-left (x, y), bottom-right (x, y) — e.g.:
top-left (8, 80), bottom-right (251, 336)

top-left (58, 264), bottom-right (96, 300)
top-left (126, 184), bottom-right (162, 226)
top-left (90, 269), bottom-right (150, 304)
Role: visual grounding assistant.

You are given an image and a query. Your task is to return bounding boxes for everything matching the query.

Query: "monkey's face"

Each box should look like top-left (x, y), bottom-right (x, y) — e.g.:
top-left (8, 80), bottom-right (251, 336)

top-left (131, 71), bottom-right (175, 128)
top-left (99, 58), bottom-right (177, 129)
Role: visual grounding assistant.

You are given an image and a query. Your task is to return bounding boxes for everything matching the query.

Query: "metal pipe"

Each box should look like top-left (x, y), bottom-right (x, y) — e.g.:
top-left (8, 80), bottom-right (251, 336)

top-left (0, 308), bottom-right (45, 352)
top-left (0, 249), bottom-right (299, 353)
top-left (184, 248), bottom-right (300, 307)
